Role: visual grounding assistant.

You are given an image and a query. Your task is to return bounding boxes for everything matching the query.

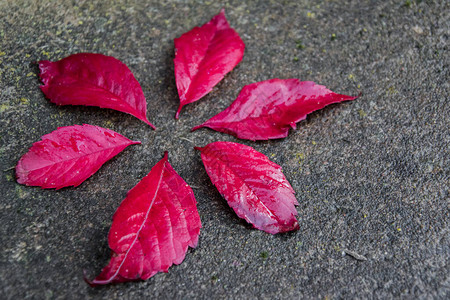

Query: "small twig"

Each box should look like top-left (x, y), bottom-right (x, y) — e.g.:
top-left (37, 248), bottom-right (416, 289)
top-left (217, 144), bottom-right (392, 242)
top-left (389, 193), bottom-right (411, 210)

top-left (189, 185), bottom-right (200, 189)
top-left (3, 166), bottom-right (15, 172)
top-left (180, 137), bottom-right (195, 144)
top-left (344, 249), bottom-right (367, 261)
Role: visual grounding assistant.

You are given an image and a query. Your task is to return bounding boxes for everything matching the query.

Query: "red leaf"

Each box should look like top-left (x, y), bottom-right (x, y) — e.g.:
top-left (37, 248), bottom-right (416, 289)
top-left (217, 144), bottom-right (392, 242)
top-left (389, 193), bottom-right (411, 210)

top-left (173, 9), bottom-right (245, 119)
top-left (39, 53), bottom-right (155, 129)
top-left (16, 124), bottom-right (140, 189)
top-left (195, 142), bottom-right (299, 234)
top-left (86, 152), bottom-right (201, 286)
top-left (192, 79), bottom-right (358, 140)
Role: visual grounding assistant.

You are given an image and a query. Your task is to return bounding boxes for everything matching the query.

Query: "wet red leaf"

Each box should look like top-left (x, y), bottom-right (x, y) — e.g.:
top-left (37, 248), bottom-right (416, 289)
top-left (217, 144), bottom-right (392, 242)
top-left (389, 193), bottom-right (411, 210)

top-left (173, 9), bottom-right (245, 119)
top-left (195, 142), bottom-right (299, 234)
top-left (192, 79), bottom-right (358, 140)
top-left (16, 124), bottom-right (140, 189)
top-left (39, 53), bottom-right (155, 129)
top-left (86, 152), bottom-right (201, 286)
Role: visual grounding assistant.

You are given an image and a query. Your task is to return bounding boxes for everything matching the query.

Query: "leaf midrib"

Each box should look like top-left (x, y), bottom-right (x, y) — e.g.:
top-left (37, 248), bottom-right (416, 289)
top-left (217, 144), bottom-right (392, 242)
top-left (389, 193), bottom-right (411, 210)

top-left (183, 25), bottom-right (225, 99)
top-left (103, 158), bottom-right (167, 284)
top-left (55, 78), bottom-right (138, 113)
top-left (26, 140), bottom-right (134, 172)
top-left (207, 152), bottom-right (278, 220)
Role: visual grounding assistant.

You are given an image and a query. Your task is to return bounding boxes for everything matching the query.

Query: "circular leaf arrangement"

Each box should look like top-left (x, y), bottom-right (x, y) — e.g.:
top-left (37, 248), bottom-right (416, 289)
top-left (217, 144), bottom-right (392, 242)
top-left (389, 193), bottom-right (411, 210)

top-left (16, 10), bottom-right (357, 285)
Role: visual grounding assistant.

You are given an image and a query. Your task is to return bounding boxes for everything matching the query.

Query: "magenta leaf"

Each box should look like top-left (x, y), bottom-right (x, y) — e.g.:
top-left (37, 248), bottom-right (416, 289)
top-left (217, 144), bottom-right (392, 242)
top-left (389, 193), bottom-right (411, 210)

top-left (16, 124), bottom-right (140, 189)
top-left (173, 9), bottom-right (245, 119)
top-left (195, 142), bottom-right (299, 234)
top-left (39, 53), bottom-right (155, 129)
top-left (86, 152), bottom-right (201, 286)
top-left (192, 78), bottom-right (358, 140)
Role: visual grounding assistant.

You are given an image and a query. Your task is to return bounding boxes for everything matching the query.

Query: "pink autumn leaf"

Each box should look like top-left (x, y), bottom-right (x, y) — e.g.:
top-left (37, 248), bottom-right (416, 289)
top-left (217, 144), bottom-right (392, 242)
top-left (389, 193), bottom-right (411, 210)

top-left (39, 53), bottom-right (156, 129)
top-left (173, 9), bottom-right (245, 119)
top-left (192, 79), bottom-right (358, 140)
top-left (86, 152), bottom-right (201, 286)
top-left (195, 142), bottom-right (299, 234)
top-left (16, 124), bottom-right (140, 189)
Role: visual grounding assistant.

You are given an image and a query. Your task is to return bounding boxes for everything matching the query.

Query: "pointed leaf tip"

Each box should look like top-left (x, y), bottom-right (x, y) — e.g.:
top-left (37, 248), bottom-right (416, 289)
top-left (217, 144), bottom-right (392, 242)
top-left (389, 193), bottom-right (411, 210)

top-left (83, 270), bottom-right (97, 287)
top-left (191, 125), bottom-right (203, 132)
top-left (175, 105), bottom-right (183, 119)
top-left (143, 118), bottom-right (157, 130)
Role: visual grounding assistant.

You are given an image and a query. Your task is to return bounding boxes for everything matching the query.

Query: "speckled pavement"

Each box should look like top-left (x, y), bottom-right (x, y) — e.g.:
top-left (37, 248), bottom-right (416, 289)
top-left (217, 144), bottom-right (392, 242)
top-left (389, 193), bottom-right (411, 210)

top-left (1, 1), bottom-right (448, 299)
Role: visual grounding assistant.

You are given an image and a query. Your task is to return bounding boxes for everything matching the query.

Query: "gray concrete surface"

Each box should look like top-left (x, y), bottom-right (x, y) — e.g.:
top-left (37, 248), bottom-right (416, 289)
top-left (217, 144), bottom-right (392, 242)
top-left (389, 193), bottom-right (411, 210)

top-left (0, 0), bottom-right (448, 299)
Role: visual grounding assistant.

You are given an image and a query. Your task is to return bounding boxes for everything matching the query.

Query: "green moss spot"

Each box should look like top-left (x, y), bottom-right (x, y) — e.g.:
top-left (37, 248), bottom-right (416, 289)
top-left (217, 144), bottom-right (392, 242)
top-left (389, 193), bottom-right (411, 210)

top-left (296, 40), bottom-right (305, 49)
top-left (293, 56), bottom-right (299, 62)
top-left (103, 120), bottom-right (114, 128)
top-left (386, 86), bottom-right (398, 95)
top-left (0, 51), bottom-right (6, 56)
top-left (260, 251), bottom-right (269, 259)
top-left (296, 153), bottom-right (305, 164)
top-left (358, 109), bottom-right (367, 117)
top-left (0, 104), bottom-right (10, 112)
top-left (15, 185), bottom-right (27, 199)
top-left (330, 33), bottom-right (336, 41)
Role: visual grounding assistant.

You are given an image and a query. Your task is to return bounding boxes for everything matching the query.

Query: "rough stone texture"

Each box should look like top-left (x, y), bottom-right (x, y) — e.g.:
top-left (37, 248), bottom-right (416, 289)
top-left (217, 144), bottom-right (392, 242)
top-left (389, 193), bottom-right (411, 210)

top-left (0, 0), bottom-right (448, 299)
